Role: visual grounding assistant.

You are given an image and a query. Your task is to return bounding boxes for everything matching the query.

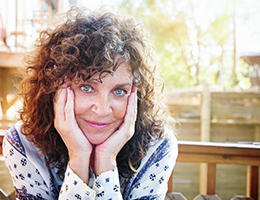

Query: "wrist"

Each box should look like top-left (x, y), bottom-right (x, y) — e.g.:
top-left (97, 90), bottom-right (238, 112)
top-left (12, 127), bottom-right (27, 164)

top-left (95, 155), bottom-right (117, 175)
top-left (68, 153), bottom-right (91, 183)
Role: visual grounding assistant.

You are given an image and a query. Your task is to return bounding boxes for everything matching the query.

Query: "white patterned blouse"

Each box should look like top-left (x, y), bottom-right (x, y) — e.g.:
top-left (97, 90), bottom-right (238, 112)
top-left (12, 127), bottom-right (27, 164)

top-left (3, 121), bottom-right (178, 200)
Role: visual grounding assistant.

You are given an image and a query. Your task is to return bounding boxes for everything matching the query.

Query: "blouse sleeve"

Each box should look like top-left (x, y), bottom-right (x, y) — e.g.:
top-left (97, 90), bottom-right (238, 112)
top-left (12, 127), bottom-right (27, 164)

top-left (59, 166), bottom-right (96, 199)
top-left (93, 168), bottom-right (122, 199)
top-left (3, 130), bottom-right (55, 199)
top-left (123, 134), bottom-right (178, 200)
top-left (60, 166), bottom-right (123, 200)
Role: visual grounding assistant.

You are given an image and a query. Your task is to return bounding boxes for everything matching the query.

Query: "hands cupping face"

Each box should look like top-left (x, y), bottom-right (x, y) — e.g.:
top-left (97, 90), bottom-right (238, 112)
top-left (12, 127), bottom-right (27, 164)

top-left (53, 82), bottom-right (93, 158)
top-left (95, 85), bottom-right (138, 156)
top-left (53, 79), bottom-right (138, 175)
top-left (94, 85), bottom-right (138, 175)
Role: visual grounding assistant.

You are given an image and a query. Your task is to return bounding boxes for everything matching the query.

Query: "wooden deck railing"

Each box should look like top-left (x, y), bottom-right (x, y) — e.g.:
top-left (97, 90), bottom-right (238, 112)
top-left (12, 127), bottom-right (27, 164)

top-left (0, 134), bottom-right (4, 155)
top-left (168, 141), bottom-right (260, 199)
top-left (1, 133), bottom-right (260, 199)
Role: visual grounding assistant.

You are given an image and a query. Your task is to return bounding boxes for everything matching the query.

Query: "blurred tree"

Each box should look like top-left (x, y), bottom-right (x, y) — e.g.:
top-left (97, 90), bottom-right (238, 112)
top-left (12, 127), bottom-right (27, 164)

top-left (119, 0), bottom-right (257, 88)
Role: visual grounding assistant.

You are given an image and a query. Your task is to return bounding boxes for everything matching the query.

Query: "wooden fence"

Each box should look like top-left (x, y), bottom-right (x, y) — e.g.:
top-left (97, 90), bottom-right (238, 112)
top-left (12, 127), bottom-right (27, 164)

top-left (164, 84), bottom-right (260, 199)
top-left (168, 141), bottom-right (260, 199)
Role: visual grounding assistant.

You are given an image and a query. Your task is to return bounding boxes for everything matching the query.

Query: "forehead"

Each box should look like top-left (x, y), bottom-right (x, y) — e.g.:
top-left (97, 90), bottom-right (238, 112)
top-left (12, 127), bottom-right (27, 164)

top-left (90, 61), bottom-right (133, 83)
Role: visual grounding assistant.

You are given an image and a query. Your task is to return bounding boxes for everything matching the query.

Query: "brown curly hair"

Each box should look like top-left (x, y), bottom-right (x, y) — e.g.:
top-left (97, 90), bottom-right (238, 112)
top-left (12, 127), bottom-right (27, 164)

top-left (19, 6), bottom-right (176, 178)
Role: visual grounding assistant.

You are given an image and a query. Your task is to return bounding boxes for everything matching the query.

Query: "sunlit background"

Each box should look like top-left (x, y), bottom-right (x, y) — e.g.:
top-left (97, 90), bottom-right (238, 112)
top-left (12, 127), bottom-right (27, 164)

top-left (1, 0), bottom-right (260, 120)
top-left (1, 1), bottom-right (260, 199)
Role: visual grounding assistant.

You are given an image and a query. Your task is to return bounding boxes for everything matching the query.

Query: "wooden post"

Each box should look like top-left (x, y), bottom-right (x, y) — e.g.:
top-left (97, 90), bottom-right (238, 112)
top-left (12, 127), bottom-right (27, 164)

top-left (246, 165), bottom-right (258, 199)
top-left (200, 83), bottom-right (211, 194)
top-left (201, 83), bottom-right (211, 142)
top-left (0, 68), bottom-right (9, 118)
top-left (167, 172), bottom-right (173, 193)
top-left (254, 125), bottom-right (260, 142)
top-left (206, 163), bottom-right (216, 195)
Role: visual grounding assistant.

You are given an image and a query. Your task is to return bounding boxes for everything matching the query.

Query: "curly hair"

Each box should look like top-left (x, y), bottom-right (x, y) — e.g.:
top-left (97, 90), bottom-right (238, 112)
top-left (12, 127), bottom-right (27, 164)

top-left (19, 6), bottom-right (176, 178)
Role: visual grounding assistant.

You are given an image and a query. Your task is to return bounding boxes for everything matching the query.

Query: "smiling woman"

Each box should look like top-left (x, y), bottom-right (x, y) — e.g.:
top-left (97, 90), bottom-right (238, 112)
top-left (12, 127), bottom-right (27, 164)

top-left (71, 60), bottom-right (132, 145)
top-left (2, 6), bottom-right (178, 200)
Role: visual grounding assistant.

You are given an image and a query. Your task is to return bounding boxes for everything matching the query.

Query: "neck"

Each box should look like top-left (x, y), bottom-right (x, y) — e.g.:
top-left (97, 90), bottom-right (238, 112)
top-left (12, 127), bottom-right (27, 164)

top-left (90, 146), bottom-right (95, 174)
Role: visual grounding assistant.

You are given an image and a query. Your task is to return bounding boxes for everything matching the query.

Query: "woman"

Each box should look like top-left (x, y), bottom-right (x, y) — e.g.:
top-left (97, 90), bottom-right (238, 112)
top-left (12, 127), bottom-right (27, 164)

top-left (3, 6), bottom-right (178, 200)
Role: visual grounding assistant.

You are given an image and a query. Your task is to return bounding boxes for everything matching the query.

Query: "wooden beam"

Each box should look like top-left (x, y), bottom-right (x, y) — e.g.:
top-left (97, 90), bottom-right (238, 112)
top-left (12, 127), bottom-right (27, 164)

top-left (0, 68), bottom-right (9, 116)
top-left (0, 52), bottom-right (24, 68)
top-left (177, 141), bottom-right (260, 166)
top-left (201, 83), bottom-right (211, 142)
top-left (178, 141), bottom-right (260, 157)
top-left (254, 125), bottom-right (260, 142)
top-left (167, 172), bottom-right (173, 193)
top-left (0, 135), bottom-right (4, 154)
top-left (206, 163), bottom-right (216, 195)
top-left (0, 68), bottom-right (20, 117)
top-left (246, 165), bottom-right (258, 199)
top-left (178, 153), bottom-right (260, 166)
top-left (200, 83), bottom-right (211, 194)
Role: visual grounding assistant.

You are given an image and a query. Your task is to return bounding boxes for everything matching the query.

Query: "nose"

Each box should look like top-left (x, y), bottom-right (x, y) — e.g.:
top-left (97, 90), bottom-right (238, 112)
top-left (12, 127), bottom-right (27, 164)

top-left (91, 93), bottom-right (112, 117)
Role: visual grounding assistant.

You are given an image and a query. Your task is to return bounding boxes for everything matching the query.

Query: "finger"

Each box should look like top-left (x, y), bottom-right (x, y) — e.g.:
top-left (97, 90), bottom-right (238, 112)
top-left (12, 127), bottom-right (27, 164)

top-left (65, 88), bottom-right (73, 119)
top-left (65, 87), bottom-right (77, 127)
top-left (123, 85), bottom-right (138, 134)
top-left (127, 85), bottom-right (138, 120)
top-left (54, 83), bottom-right (67, 122)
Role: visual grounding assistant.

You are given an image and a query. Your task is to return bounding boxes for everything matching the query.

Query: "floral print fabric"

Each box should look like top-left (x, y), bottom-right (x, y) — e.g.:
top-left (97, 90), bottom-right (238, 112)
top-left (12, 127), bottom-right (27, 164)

top-left (3, 121), bottom-right (178, 200)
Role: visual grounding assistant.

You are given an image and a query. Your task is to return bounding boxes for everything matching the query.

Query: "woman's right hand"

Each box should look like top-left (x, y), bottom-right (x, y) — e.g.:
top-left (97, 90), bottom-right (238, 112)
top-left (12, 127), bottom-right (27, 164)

top-left (53, 82), bottom-right (92, 183)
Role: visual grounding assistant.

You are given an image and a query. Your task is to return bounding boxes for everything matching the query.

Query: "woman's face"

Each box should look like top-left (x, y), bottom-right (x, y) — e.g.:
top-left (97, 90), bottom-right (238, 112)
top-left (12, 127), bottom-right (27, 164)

top-left (71, 62), bottom-right (133, 145)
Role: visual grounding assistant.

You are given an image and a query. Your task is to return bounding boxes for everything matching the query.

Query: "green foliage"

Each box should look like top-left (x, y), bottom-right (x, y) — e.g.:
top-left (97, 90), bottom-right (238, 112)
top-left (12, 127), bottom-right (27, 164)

top-left (119, 0), bottom-right (255, 88)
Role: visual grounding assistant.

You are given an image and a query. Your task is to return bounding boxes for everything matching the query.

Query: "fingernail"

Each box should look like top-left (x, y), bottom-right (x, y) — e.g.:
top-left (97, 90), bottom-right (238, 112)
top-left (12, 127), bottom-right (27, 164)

top-left (67, 87), bottom-right (71, 93)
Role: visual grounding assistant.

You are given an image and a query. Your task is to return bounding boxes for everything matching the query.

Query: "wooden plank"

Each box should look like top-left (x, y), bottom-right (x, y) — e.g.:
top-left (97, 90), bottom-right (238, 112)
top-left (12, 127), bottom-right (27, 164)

top-left (211, 123), bottom-right (255, 143)
top-left (0, 135), bottom-right (3, 154)
top-left (211, 105), bottom-right (260, 119)
top-left (200, 84), bottom-right (211, 194)
top-left (0, 68), bottom-right (9, 116)
top-left (254, 125), bottom-right (260, 142)
top-left (177, 141), bottom-right (260, 166)
top-left (0, 68), bottom-right (20, 117)
top-left (246, 165), bottom-right (258, 199)
top-left (167, 98), bottom-right (201, 106)
top-left (178, 141), bottom-right (260, 156)
top-left (200, 163), bottom-right (206, 195)
top-left (206, 163), bottom-right (216, 195)
top-left (201, 83), bottom-right (211, 142)
top-left (177, 153), bottom-right (260, 166)
top-left (167, 172), bottom-right (173, 193)
top-left (0, 52), bottom-right (24, 68)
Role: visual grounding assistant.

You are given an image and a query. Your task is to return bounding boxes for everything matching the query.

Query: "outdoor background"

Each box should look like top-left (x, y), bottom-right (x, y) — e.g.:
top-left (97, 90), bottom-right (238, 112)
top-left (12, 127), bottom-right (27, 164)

top-left (1, 0), bottom-right (260, 199)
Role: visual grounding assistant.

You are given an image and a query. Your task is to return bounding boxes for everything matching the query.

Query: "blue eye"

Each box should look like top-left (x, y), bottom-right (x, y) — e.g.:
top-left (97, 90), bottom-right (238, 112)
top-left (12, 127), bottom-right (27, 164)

top-left (114, 88), bottom-right (127, 96)
top-left (80, 85), bottom-right (92, 92)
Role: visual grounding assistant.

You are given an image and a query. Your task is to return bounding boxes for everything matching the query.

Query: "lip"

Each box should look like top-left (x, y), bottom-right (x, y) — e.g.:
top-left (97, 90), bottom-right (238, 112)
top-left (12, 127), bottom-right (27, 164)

top-left (85, 120), bottom-right (111, 130)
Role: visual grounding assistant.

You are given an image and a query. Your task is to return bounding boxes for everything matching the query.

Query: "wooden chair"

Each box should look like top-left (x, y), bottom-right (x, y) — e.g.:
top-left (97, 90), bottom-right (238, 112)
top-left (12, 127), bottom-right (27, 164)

top-left (193, 194), bottom-right (221, 200)
top-left (0, 188), bottom-right (10, 200)
top-left (230, 196), bottom-right (255, 200)
top-left (165, 192), bottom-right (187, 200)
top-left (0, 188), bottom-right (15, 200)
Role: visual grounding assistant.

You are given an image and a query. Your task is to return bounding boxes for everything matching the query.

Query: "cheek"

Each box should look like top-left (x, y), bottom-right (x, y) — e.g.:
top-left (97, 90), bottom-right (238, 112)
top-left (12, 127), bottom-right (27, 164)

top-left (113, 99), bottom-right (128, 119)
top-left (73, 93), bottom-right (90, 115)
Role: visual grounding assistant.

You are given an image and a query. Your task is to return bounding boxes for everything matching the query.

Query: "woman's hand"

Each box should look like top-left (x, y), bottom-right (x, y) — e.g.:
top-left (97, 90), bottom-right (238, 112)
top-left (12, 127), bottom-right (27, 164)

top-left (54, 82), bottom-right (92, 183)
top-left (94, 85), bottom-right (138, 175)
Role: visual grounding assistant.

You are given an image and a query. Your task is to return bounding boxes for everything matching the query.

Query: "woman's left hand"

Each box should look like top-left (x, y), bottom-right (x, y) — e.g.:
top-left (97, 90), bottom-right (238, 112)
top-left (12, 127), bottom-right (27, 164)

top-left (94, 85), bottom-right (138, 175)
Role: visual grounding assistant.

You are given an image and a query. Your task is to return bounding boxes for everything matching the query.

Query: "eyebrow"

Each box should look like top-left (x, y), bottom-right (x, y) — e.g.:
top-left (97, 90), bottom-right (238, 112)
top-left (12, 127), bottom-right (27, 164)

top-left (83, 79), bottom-right (132, 87)
top-left (113, 83), bottom-right (132, 88)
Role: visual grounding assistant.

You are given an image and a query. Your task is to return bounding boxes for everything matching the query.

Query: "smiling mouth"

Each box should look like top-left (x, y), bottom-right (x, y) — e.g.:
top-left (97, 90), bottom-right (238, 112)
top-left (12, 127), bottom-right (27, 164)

top-left (85, 120), bottom-right (110, 130)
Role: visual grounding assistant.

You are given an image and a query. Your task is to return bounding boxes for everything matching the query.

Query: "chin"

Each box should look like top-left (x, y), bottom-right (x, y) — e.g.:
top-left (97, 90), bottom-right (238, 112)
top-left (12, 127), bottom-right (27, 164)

top-left (87, 135), bottom-right (109, 145)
